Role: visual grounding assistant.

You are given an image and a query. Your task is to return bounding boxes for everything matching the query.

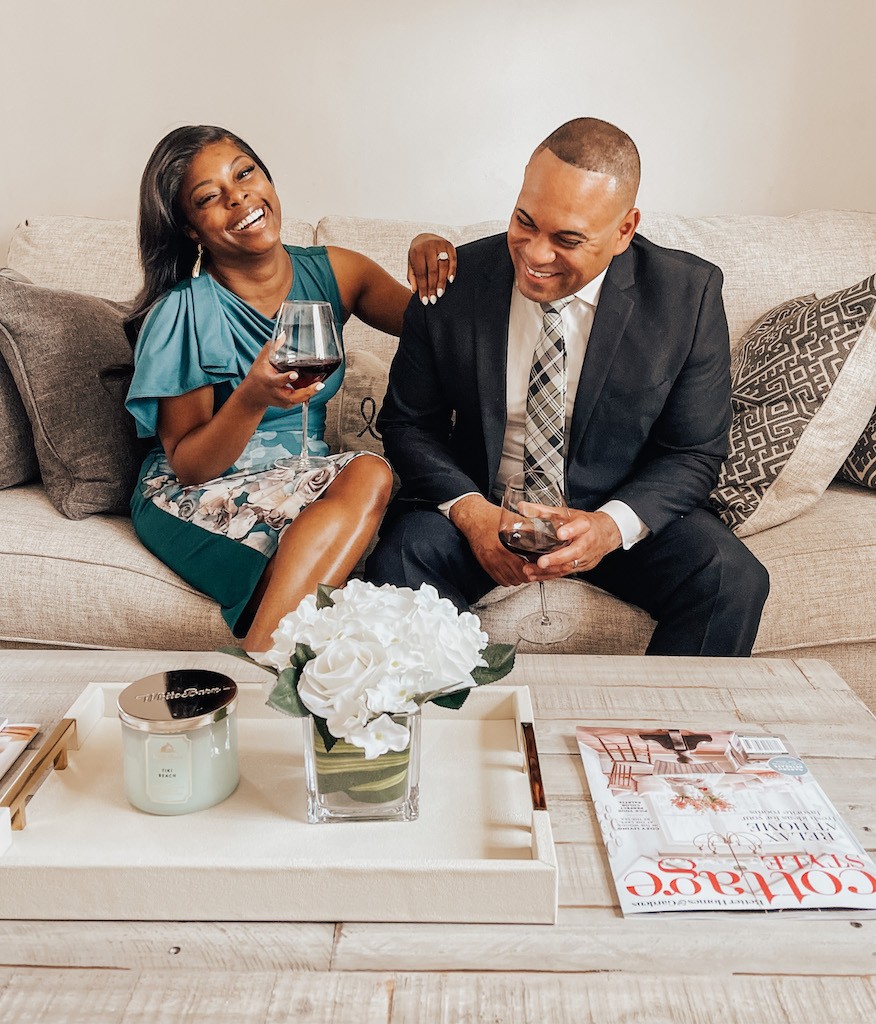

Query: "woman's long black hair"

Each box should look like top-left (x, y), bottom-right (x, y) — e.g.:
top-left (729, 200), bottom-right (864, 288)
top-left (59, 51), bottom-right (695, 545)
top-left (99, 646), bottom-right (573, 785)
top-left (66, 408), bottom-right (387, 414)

top-left (126, 125), bottom-right (273, 334)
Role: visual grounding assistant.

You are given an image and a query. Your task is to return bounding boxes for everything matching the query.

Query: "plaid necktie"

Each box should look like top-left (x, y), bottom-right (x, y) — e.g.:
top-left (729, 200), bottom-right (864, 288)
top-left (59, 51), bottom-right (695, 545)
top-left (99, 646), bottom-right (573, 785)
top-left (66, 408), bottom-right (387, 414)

top-left (524, 297), bottom-right (573, 490)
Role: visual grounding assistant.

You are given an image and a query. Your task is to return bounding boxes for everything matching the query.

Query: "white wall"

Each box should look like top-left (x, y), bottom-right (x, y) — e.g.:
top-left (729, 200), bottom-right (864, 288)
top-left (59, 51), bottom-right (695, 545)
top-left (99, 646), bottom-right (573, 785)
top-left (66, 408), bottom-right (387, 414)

top-left (2, 0), bottom-right (874, 258)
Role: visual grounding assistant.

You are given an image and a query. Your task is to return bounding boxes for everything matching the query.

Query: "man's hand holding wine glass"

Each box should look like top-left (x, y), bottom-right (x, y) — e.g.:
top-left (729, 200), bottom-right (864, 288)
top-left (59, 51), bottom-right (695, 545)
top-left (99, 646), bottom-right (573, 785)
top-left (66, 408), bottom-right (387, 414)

top-left (449, 495), bottom-right (530, 587)
top-left (519, 508), bottom-right (623, 581)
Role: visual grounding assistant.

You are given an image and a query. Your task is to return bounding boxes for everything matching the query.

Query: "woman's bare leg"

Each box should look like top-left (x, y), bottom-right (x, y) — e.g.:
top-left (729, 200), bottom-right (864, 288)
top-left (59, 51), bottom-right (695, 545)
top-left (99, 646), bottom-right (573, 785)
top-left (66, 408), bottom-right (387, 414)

top-left (242, 455), bottom-right (393, 652)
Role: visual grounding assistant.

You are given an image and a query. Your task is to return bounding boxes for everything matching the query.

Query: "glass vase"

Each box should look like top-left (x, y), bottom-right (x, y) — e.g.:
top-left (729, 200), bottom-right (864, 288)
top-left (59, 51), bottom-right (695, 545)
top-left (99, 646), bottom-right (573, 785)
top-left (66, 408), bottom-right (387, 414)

top-left (302, 712), bottom-right (421, 823)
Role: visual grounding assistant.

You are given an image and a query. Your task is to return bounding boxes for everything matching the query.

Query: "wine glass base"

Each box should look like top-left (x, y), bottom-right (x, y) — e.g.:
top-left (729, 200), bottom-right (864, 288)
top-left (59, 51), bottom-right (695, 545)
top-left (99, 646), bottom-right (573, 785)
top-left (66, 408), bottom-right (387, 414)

top-left (274, 455), bottom-right (331, 473)
top-left (517, 609), bottom-right (577, 645)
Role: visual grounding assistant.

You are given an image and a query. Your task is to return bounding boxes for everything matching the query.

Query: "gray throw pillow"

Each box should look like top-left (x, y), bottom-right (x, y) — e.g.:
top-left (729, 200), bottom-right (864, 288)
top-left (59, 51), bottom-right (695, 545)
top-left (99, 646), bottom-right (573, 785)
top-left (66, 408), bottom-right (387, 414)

top-left (710, 276), bottom-right (876, 536)
top-left (840, 408), bottom-right (876, 489)
top-left (0, 276), bottom-right (140, 519)
top-left (0, 269), bottom-right (39, 487)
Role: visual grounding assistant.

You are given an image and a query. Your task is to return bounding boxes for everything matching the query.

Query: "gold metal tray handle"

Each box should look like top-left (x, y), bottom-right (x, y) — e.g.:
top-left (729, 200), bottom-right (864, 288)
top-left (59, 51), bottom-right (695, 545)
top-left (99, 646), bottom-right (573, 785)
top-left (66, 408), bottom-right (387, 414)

top-left (0, 718), bottom-right (77, 830)
top-left (521, 721), bottom-right (547, 812)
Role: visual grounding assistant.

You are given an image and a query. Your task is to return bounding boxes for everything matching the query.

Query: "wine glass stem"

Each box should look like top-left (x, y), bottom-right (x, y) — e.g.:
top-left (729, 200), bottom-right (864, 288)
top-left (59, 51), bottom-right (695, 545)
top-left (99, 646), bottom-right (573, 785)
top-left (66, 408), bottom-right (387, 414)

top-left (299, 398), bottom-right (310, 464)
top-left (538, 582), bottom-right (551, 626)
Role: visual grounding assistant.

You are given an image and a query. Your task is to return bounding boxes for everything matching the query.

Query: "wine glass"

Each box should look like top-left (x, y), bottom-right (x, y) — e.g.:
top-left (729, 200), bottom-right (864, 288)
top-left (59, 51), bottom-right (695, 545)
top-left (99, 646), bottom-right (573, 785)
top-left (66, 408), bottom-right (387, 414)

top-left (270, 300), bottom-right (343, 471)
top-left (498, 471), bottom-right (577, 644)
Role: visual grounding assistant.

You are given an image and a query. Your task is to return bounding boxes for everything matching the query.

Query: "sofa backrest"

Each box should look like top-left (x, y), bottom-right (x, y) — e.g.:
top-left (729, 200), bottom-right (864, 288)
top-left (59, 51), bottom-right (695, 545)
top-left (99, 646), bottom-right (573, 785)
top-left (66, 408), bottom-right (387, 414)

top-left (5, 215), bottom-right (316, 301)
top-left (6, 209), bottom-right (876, 453)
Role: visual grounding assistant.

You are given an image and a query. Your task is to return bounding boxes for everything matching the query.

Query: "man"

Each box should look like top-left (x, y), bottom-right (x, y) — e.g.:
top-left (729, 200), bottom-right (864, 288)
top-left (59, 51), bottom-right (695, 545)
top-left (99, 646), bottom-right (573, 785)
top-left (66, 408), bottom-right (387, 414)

top-left (365, 117), bottom-right (768, 656)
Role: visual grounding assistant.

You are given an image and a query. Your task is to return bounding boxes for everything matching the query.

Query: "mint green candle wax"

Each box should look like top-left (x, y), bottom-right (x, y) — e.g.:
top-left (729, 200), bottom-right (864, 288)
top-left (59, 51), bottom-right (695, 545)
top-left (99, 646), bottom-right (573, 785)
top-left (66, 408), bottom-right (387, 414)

top-left (118, 670), bottom-right (239, 815)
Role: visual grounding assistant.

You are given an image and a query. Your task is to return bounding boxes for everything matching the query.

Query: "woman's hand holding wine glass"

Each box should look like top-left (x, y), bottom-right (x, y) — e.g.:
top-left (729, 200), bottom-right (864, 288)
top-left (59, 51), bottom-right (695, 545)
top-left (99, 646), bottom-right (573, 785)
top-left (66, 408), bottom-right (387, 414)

top-left (236, 337), bottom-right (323, 413)
top-left (268, 300), bottom-right (343, 471)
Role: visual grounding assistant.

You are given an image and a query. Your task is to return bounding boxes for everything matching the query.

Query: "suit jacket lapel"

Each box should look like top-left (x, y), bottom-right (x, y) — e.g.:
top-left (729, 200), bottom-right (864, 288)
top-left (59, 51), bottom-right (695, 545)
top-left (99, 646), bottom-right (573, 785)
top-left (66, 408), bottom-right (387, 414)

top-left (567, 248), bottom-right (635, 465)
top-left (474, 241), bottom-right (514, 489)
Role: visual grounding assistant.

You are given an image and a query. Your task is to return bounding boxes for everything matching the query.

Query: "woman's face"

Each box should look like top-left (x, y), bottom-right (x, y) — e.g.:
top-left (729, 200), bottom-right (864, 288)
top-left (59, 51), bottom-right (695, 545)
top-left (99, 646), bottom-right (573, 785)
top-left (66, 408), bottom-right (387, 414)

top-left (178, 139), bottom-right (282, 262)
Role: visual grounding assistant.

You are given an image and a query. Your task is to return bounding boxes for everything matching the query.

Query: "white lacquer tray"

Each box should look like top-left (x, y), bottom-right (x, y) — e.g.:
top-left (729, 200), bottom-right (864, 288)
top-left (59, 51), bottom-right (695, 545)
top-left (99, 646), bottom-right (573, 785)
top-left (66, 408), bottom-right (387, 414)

top-left (0, 683), bottom-right (557, 924)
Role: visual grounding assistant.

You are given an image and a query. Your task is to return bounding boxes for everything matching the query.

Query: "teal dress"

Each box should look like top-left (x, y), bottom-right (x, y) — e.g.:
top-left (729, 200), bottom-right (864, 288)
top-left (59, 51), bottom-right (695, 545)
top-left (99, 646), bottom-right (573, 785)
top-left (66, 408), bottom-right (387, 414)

top-left (125, 246), bottom-right (370, 636)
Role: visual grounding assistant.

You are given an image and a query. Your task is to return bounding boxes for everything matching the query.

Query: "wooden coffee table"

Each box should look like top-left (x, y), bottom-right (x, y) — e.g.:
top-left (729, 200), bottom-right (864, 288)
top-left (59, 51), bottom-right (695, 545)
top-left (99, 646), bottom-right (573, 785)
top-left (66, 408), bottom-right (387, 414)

top-left (0, 650), bottom-right (874, 1023)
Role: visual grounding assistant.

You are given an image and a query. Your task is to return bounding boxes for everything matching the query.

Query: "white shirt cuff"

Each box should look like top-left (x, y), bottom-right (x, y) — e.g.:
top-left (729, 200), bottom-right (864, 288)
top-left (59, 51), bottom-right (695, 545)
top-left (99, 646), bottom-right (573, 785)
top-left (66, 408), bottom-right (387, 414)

top-left (597, 499), bottom-right (650, 550)
top-left (438, 492), bottom-right (481, 518)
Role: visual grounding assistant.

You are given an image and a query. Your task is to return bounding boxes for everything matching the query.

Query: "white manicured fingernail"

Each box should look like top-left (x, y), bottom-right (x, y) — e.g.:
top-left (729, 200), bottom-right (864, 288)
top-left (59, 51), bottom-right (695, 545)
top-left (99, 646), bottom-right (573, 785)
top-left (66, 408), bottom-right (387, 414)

top-left (429, 295), bottom-right (436, 305)
top-left (315, 382), bottom-right (325, 391)
top-left (436, 288), bottom-right (444, 298)
top-left (448, 275), bottom-right (455, 283)
top-left (421, 296), bottom-right (429, 306)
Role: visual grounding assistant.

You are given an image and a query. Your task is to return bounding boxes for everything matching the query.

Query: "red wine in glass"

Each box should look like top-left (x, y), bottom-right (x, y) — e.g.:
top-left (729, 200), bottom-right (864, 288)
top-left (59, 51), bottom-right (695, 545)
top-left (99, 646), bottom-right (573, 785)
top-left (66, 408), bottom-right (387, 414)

top-left (498, 472), bottom-right (577, 644)
top-left (499, 520), bottom-right (570, 562)
top-left (270, 356), bottom-right (341, 389)
top-left (269, 300), bottom-right (343, 471)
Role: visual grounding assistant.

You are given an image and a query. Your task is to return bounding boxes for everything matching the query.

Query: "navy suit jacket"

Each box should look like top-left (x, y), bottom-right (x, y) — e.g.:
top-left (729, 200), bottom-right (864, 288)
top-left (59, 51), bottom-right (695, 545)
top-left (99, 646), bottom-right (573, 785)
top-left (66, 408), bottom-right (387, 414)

top-left (378, 232), bottom-right (731, 536)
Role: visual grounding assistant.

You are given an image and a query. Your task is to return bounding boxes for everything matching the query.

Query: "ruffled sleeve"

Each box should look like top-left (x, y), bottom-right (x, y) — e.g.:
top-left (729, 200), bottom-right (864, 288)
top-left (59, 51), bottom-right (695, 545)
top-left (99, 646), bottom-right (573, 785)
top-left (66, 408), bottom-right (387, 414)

top-left (125, 276), bottom-right (239, 438)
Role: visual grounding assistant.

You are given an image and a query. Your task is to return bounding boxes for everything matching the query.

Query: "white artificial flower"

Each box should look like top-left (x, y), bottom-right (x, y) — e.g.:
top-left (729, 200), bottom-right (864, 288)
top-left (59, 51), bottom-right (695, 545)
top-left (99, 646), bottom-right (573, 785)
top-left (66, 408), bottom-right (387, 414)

top-left (253, 594), bottom-right (323, 672)
top-left (297, 638), bottom-right (389, 723)
top-left (415, 614), bottom-right (488, 689)
top-left (346, 714), bottom-right (412, 759)
top-left (365, 675), bottom-right (421, 715)
top-left (259, 580), bottom-right (503, 746)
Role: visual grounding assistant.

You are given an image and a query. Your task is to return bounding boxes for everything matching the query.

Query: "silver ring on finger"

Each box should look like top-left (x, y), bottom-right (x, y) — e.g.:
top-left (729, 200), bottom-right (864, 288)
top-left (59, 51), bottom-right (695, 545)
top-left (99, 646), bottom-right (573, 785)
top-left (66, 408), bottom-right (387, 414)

top-left (572, 558), bottom-right (579, 570)
top-left (437, 251), bottom-right (450, 261)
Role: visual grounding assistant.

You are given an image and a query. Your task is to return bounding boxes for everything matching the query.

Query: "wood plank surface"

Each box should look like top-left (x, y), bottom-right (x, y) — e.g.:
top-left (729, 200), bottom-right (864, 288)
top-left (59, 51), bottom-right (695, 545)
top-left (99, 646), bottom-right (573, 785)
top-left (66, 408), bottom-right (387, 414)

top-left (332, 910), bottom-right (876, 975)
top-left (0, 969), bottom-right (873, 1024)
top-left (0, 921), bottom-right (334, 971)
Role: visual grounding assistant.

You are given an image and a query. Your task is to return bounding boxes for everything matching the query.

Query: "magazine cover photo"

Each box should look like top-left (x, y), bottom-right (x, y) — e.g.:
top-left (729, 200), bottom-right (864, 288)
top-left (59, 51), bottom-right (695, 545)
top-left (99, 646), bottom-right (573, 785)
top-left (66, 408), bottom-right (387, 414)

top-left (576, 726), bottom-right (876, 916)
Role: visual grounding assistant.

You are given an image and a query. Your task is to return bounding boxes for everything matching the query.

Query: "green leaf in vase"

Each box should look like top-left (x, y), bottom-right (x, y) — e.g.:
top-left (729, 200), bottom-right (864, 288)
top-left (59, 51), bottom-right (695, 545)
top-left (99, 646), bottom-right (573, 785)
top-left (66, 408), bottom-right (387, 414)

top-left (430, 689), bottom-right (470, 710)
top-left (312, 713), bottom-right (338, 752)
top-left (267, 665), bottom-right (310, 717)
top-left (217, 645), bottom-right (269, 670)
top-left (471, 642), bottom-right (516, 685)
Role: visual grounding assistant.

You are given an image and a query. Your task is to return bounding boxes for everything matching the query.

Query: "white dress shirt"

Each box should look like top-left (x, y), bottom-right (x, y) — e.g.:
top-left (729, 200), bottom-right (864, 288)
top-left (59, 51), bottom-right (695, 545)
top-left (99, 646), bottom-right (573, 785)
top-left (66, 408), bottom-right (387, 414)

top-left (441, 272), bottom-right (650, 551)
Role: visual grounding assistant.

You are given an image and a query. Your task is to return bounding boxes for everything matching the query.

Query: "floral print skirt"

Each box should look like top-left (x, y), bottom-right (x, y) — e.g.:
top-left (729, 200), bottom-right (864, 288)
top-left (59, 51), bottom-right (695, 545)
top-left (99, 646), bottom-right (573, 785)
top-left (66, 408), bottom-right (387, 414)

top-left (131, 430), bottom-right (379, 636)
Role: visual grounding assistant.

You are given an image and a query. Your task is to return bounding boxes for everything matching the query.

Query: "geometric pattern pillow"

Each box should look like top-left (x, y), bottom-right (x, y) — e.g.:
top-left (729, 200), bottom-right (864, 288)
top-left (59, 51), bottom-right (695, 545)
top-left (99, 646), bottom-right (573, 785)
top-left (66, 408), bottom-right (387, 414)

top-left (710, 274), bottom-right (876, 536)
top-left (840, 408), bottom-right (876, 488)
top-left (0, 277), bottom-right (141, 519)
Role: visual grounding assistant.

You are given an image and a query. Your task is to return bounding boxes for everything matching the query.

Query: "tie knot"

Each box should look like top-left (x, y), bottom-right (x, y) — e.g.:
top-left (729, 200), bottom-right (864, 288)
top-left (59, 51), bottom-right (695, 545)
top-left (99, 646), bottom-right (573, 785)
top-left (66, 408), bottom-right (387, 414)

top-left (540, 296), bottom-right (573, 317)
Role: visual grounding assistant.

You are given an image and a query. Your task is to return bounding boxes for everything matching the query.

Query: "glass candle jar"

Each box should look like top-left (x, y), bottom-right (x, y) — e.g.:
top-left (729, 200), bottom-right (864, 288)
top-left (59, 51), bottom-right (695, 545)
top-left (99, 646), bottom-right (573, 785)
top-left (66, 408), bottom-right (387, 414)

top-left (117, 670), bottom-right (239, 815)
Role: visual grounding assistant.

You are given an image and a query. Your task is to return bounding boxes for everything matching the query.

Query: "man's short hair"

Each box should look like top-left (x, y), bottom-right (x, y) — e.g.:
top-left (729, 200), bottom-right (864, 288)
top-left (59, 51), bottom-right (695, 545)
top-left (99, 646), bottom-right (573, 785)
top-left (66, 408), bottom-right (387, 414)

top-left (538, 118), bottom-right (640, 205)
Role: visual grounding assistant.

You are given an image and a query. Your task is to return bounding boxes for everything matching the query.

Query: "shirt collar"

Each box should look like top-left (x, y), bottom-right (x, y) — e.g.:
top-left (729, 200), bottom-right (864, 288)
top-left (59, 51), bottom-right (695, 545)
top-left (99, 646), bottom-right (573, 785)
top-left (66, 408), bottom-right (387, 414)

top-left (575, 267), bottom-right (608, 308)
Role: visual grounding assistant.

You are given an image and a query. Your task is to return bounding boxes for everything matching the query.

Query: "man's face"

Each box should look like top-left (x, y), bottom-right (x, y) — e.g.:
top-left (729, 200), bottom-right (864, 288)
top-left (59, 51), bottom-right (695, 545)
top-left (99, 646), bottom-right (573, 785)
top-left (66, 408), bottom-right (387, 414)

top-left (507, 147), bottom-right (640, 303)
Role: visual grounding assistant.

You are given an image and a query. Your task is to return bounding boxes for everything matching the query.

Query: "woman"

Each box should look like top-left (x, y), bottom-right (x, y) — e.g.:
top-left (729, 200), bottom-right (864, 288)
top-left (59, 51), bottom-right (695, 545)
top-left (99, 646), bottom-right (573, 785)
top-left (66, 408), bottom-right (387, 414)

top-left (125, 125), bottom-right (457, 652)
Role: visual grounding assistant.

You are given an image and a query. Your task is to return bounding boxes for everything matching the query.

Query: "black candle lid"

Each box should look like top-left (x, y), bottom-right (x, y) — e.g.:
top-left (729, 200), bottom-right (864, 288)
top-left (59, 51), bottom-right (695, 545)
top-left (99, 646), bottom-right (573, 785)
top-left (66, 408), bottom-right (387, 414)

top-left (117, 670), bottom-right (238, 733)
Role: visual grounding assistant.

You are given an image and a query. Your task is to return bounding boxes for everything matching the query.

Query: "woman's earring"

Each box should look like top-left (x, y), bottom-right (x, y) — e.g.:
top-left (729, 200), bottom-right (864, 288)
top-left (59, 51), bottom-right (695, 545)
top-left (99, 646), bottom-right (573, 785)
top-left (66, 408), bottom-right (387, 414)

top-left (192, 243), bottom-right (203, 278)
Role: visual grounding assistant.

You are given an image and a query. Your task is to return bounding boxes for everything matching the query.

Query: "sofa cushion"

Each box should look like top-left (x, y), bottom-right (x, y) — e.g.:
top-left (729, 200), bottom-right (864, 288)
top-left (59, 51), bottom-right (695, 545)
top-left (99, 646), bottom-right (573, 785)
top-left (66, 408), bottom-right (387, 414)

top-left (0, 483), bottom-right (232, 649)
top-left (0, 276), bottom-right (141, 519)
top-left (710, 276), bottom-right (876, 536)
top-left (840, 409), bottom-right (876, 489)
top-left (639, 209), bottom-right (876, 353)
top-left (316, 215), bottom-right (505, 450)
top-left (6, 215), bottom-right (318, 301)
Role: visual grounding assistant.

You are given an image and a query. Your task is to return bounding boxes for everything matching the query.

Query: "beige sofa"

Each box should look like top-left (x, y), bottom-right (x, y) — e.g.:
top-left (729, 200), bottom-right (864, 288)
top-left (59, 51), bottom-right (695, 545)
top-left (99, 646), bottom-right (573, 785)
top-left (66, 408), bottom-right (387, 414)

top-left (1, 210), bottom-right (874, 710)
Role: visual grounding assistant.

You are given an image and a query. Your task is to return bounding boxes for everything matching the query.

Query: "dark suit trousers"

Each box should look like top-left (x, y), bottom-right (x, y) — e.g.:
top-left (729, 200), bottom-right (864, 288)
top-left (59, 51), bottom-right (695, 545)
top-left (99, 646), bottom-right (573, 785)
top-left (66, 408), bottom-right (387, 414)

top-left (364, 507), bottom-right (769, 657)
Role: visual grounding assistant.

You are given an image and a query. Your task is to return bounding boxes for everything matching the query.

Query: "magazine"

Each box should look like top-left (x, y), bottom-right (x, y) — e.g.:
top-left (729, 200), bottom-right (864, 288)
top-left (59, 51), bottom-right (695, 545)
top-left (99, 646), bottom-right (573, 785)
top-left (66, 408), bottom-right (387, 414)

top-left (576, 725), bottom-right (876, 915)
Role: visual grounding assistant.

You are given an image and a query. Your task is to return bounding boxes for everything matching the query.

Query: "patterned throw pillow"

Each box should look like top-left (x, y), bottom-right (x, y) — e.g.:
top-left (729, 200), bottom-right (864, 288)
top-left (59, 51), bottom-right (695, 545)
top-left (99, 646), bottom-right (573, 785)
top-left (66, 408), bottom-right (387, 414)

top-left (840, 409), bottom-right (876, 488)
top-left (711, 275), bottom-right (876, 536)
